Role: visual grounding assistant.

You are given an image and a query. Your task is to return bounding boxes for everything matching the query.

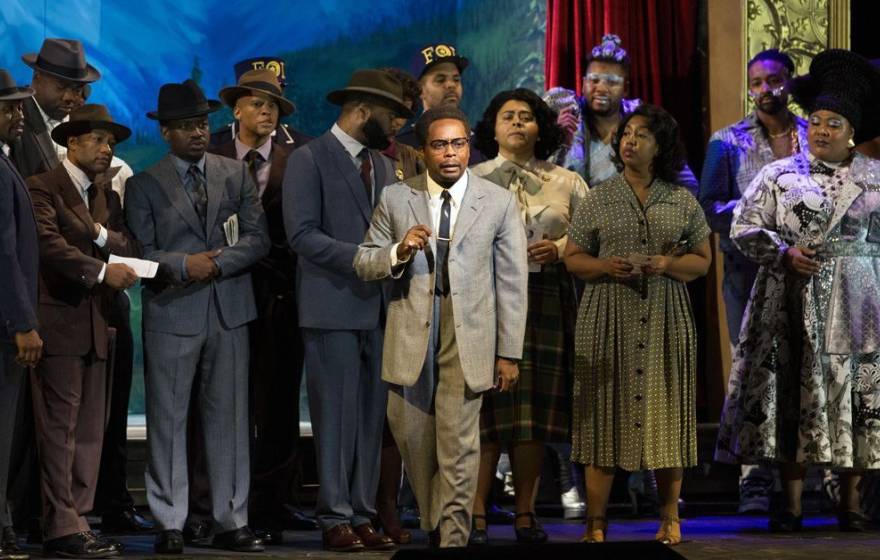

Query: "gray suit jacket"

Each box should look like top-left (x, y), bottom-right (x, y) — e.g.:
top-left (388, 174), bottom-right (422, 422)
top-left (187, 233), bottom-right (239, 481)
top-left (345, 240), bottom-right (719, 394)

top-left (124, 153), bottom-right (270, 335)
top-left (354, 172), bottom-right (528, 393)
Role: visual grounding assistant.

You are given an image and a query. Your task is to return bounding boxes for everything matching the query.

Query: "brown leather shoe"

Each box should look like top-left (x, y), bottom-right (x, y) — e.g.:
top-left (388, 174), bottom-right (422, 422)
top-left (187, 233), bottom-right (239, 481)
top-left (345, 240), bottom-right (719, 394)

top-left (322, 524), bottom-right (364, 552)
top-left (353, 523), bottom-right (396, 550)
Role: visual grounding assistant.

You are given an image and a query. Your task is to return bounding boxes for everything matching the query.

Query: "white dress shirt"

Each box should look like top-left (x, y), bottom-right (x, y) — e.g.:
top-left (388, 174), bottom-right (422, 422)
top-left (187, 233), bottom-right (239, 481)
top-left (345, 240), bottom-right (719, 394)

top-left (36, 98), bottom-right (69, 161)
top-left (331, 123), bottom-right (375, 206)
top-left (62, 158), bottom-right (108, 282)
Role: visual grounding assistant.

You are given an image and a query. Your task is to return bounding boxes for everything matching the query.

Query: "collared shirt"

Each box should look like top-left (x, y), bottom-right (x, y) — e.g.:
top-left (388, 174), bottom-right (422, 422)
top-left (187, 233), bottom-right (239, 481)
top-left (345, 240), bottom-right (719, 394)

top-left (61, 158), bottom-right (107, 281)
top-left (331, 123), bottom-right (375, 205)
top-left (234, 135), bottom-right (272, 196)
top-left (35, 98), bottom-right (69, 160)
top-left (170, 153), bottom-right (207, 208)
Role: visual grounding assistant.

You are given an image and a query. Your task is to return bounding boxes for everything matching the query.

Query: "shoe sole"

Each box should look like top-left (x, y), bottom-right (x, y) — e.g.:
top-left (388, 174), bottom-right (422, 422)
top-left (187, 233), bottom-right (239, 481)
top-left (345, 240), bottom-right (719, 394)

top-left (49, 550), bottom-right (121, 559)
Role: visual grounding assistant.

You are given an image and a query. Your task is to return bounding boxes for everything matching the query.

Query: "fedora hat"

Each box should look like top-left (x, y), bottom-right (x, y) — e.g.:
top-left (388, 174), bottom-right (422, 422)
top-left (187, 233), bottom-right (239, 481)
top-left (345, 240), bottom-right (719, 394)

top-left (51, 104), bottom-right (131, 146)
top-left (0, 69), bottom-right (34, 101)
top-left (219, 68), bottom-right (295, 116)
top-left (147, 79), bottom-right (222, 121)
top-left (22, 38), bottom-right (100, 83)
top-left (326, 69), bottom-right (413, 118)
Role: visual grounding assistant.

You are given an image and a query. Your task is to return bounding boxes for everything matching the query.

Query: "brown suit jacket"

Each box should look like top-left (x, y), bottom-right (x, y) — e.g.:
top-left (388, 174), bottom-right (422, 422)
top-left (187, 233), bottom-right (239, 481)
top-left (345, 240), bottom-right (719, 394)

top-left (28, 164), bottom-right (142, 359)
top-left (11, 97), bottom-right (61, 180)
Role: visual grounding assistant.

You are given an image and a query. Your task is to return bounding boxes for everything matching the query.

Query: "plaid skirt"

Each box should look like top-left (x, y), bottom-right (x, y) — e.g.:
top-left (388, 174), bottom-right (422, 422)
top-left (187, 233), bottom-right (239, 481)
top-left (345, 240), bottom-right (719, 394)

top-left (480, 262), bottom-right (577, 443)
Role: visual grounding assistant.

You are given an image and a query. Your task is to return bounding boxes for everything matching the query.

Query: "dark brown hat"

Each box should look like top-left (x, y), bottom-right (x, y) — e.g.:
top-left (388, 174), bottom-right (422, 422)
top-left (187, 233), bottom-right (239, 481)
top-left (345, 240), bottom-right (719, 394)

top-left (326, 69), bottom-right (414, 118)
top-left (21, 38), bottom-right (100, 83)
top-left (219, 68), bottom-right (295, 116)
top-left (147, 79), bottom-right (222, 121)
top-left (0, 69), bottom-right (34, 101)
top-left (51, 104), bottom-right (131, 146)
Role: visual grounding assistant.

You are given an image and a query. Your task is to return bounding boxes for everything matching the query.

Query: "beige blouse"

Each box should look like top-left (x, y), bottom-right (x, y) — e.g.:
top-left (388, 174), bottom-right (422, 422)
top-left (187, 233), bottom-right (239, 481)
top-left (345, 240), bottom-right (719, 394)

top-left (471, 154), bottom-right (589, 260)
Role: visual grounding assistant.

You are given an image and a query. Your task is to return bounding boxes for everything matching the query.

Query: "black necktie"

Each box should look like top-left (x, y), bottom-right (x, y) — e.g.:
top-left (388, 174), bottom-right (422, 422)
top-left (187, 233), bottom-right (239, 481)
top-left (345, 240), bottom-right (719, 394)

top-left (358, 148), bottom-right (373, 204)
top-left (186, 165), bottom-right (208, 228)
top-left (435, 189), bottom-right (452, 296)
top-left (244, 149), bottom-right (262, 187)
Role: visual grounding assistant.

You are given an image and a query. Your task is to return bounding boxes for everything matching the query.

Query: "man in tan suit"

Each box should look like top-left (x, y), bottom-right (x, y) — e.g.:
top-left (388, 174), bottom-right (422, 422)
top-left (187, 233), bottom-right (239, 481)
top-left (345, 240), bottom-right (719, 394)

top-left (354, 106), bottom-right (527, 547)
top-left (28, 105), bottom-right (140, 559)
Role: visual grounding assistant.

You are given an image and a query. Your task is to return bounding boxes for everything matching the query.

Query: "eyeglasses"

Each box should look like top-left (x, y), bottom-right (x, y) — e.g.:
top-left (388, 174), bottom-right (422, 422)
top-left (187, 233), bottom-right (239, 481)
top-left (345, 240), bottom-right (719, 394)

top-left (585, 72), bottom-right (624, 87)
top-left (168, 118), bottom-right (210, 131)
top-left (427, 137), bottom-right (469, 152)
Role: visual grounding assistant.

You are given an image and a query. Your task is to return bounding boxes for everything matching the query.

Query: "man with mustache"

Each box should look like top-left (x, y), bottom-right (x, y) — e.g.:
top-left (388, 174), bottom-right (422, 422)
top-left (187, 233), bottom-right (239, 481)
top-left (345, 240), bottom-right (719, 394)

top-left (0, 69), bottom-right (40, 560)
top-left (699, 48), bottom-right (808, 514)
top-left (27, 104), bottom-right (140, 558)
top-left (284, 69), bottom-right (407, 553)
top-left (125, 80), bottom-right (269, 554)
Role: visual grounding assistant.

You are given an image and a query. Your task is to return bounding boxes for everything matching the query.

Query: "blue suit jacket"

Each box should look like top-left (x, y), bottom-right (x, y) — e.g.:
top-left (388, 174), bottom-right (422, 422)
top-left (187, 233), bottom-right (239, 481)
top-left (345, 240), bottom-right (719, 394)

top-left (0, 151), bottom-right (38, 341)
top-left (284, 130), bottom-right (395, 330)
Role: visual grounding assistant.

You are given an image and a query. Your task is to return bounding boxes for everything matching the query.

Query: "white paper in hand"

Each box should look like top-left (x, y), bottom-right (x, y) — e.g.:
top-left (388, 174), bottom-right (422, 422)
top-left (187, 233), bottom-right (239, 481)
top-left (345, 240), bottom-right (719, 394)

top-left (224, 213), bottom-right (239, 246)
top-left (525, 222), bottom-right (546, 273)
top-left (108, 255), bottom-right (159, 278)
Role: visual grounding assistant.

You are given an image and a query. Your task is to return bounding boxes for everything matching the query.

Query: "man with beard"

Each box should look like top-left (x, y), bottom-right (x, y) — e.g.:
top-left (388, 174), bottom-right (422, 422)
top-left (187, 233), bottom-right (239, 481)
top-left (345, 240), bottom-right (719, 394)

top-left (555, 34), bottom-right (697, 192)
top-left (284, 69), bottom-right (408, 553)
top-left (699, 48), bottom-right (808, 514)
top-left (125, 80), bottom-right (269, 554)
top-left (27, 104), bottom-right (141, 558)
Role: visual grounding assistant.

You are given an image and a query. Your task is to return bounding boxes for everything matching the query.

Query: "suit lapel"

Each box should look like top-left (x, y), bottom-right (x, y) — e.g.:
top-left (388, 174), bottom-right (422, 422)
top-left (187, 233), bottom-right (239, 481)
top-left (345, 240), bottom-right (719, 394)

top-left (451, 174), bottom-right (484, 249)
top-left (205, 154), bottom-right (223, 236)
top-left (1, 154), bottom-right (36, 222)
top-left (24, 99), bottom-right (60, 171)
top-left (264, 143), bottom-right (290, 206)
top-left (405, 174), bottom-right (436, 265)
top-left (56, 166), bottom-right (94, 231)
top-left (324, 133), bottom-right (372, 223)
top-left (155, 155), bottom-right (206, 239)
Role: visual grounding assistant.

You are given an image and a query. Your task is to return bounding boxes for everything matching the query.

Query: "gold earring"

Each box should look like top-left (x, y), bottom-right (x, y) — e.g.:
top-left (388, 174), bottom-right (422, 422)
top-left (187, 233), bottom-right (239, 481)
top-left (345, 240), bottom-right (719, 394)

top-left (848, 137), bottom-right (856, 149)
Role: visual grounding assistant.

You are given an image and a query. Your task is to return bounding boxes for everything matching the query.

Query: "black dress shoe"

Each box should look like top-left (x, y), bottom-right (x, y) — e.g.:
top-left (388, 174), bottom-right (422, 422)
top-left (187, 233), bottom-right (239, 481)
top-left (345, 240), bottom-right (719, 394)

top-left (212, 526), bottom-right (265, 552)
top-left (514, 513), bottom-right (548, 544)
top-left (0, 526), bottom-right (28, 560)
top-left (486, 503), bottom-right (515, 525)
top-left (154, 530), bottom-right (184, 554)
top-left (101, 507), bottom-right (155, 533)
top-left (251, 526), bottom-right (283, 545)
top-left (43, 531), bottom-right (121, 559)
top-left (838, 510), bottom-right (871, 532)
top-left (182, 519), bottom-right (212, 545)
top-left (280, 505), bottom-right (320, 530)
top-left (468, 515), bottom-right (488, 546)
top-left (768, 511), bottom-right (803, 532)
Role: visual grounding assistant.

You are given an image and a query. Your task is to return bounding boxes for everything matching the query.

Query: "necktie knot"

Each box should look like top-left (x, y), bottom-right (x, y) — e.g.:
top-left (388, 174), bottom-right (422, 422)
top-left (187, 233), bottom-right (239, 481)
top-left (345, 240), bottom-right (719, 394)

top-left (244, 150), bottom-right (263, 165)
top-left (441, 189), bottom-right (451, 202)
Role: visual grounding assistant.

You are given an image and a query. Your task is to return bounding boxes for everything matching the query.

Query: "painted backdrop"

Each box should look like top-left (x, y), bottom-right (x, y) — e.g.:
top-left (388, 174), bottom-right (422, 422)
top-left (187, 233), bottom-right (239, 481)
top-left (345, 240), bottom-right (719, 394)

top-left (1, 0), bottom-right (546, 414)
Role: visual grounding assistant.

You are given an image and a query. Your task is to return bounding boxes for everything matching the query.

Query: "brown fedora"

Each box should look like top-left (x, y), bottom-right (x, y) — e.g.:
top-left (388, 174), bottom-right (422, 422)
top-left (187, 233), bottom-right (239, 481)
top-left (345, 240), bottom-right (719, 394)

top-left (0, 69), bottom-right (34, 101)
top-left (218, 68), bottom-right (295, 116)
top-left (51, 104), bottom-right (131, 146)
top-left (147, 79), bottom-right (222, 121)
top-left (326, 69), bottom-right (413, 118)
top-left (22, 38), bottom-right (100, 83)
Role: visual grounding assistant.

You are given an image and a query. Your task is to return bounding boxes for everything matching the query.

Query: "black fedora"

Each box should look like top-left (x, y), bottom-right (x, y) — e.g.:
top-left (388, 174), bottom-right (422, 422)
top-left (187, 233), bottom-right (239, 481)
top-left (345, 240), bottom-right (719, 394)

top-left (0, 69), bottom-right (34, 101)
top-left (147, 79), bottom-right (222, 121)
top-left (219, 68), bottom-right (295, 116)
top-left (326, 69), bottom-right (414, 118)
top-left (21, 38), bottom-right (100, 83)
top-left (51, 104), bottom-right (131, 146)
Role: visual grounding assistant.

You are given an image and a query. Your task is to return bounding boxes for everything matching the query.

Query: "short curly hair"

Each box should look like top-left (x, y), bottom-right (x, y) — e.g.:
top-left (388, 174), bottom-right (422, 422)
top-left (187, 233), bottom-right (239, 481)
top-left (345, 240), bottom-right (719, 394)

top-left (473, 88), bottom-right (565, 160)
top-left (610, 104), bottom-right (686, 183)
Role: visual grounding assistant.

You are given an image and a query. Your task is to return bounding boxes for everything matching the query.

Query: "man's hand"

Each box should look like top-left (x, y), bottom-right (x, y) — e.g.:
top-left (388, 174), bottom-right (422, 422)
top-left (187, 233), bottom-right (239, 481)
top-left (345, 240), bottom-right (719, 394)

top-left (396, 225), bottom-right (432, 261)
top-left (14, 329), bottom-right (42, 367)
top-left (527, 239), bottom-right (558, 265)
top-left (556, 106), bottom-right (579, 146)
top-left (186, 250), bottom-right (222, 282)
top-left (603, 256), bottom-right (634, 279)
top-left (104, 263), bottom-right (138, 290)
top-left (783, 247), bottom-right (821, 277)
top-left (495, 358), bottom-right (519, 392)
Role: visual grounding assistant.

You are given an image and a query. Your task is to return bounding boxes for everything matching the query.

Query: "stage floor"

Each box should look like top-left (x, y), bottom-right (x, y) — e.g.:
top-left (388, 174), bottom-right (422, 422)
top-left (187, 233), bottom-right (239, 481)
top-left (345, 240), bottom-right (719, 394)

top-left (17, 514), bottom-right (878, 559)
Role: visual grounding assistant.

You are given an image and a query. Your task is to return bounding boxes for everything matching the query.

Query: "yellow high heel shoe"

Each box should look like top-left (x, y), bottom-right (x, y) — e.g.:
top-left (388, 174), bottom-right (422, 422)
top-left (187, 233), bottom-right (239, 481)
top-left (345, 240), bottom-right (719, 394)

top-left (655, 516), bottom-right (681, 545)
top-left (580, 516), bottom-right (607, 543)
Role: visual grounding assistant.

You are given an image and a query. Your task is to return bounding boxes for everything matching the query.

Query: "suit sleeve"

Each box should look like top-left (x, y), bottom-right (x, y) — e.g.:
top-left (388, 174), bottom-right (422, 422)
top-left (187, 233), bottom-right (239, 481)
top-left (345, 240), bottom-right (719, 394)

top-left (28, 177), bottom-right (104, 290)
top-left (213, 162), bottom-right (270, 276)
top-left (124, 175), bottom-right (189, 283)
top-left (354, 187), bottom-right (399, 281)
top-left (0, 175), bottom-right (38, 336)
top-left (99, 188), bottom-right (142, 259)
top-left (493, 191), bottom-right (528, 360)
top-left (284, 146), bottom-right (360, 276)
top-left (699, 136), bottom-right (735, 234)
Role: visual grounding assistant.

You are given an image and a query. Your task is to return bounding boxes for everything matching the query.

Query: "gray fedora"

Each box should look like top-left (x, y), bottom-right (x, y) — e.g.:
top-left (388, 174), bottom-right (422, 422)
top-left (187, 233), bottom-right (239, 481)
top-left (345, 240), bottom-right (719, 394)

top-left (21, 38), bottom-right (100, 83)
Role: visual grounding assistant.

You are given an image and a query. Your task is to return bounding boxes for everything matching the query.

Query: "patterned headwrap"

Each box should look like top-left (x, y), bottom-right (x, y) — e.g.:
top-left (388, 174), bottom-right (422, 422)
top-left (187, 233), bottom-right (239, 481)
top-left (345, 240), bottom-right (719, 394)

top-left (588, 34), bottom-right (630, 66)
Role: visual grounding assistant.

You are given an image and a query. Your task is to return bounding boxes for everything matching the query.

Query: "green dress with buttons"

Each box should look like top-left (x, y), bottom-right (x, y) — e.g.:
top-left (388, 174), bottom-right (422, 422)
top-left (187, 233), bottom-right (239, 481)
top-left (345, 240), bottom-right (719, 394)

top-left (568, 173), bottom-right (710, 470)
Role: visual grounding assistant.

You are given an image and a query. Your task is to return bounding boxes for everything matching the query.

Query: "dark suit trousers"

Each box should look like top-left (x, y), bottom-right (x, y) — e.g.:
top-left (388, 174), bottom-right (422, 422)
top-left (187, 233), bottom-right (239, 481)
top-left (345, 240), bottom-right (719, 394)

top-left (31, 354), bottom-right (107, 539)
top-left (301, 328), bottom-right (386, 530)
top-left (94, 291), bottom-right (135, 513)
top-left (0, 342), bottom-right (28, 528)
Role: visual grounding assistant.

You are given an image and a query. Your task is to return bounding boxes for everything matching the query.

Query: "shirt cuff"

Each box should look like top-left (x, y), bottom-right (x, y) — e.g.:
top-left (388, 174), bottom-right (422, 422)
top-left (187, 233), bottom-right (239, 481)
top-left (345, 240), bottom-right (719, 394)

top-left (181, 255), bottom-right (189, 281)
top-left (390, 242), bottom-right (411, 267)
top-left (94, 225), bottom-right (108, 248)
top-left (98, 263), bottom-right (107, 284)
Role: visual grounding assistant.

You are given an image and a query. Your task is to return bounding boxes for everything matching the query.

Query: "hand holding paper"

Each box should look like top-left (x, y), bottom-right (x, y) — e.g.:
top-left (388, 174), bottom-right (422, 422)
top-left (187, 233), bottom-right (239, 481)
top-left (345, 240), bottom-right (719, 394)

top-left (108, 254), bottom-right (159, 279)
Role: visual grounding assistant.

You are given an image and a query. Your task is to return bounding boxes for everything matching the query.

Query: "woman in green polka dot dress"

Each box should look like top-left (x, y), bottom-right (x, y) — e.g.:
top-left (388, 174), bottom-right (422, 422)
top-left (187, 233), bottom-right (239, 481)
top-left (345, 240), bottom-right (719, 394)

top-left (564, 104), bottom-right (711, 545)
